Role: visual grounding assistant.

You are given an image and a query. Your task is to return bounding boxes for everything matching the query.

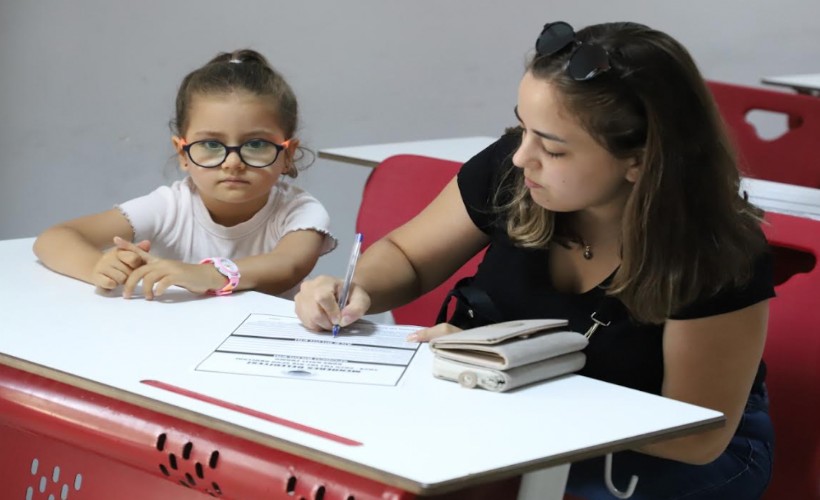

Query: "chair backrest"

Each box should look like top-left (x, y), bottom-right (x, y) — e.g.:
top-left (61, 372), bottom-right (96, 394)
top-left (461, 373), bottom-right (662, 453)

top-left (355, 154), bottom-right (484, 327)
top-left (760, 212), bottom-right (820, 500)
top-left (707, 80), bottom-right (820, 189)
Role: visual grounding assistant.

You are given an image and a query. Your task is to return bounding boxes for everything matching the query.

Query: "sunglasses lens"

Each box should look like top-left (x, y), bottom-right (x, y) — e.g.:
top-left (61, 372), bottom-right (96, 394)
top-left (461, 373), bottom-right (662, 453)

top-left (568, 43), bottom-right (611, 81)
top-left (536, 21), bottom-right (575, 56)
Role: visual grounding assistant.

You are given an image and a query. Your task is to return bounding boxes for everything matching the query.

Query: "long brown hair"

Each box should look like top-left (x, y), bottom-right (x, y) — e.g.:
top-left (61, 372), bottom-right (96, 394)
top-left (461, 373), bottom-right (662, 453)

top-left (172, 49), bottom-right (307, 178)
top-left (501, 22), bottom-right (766, 323)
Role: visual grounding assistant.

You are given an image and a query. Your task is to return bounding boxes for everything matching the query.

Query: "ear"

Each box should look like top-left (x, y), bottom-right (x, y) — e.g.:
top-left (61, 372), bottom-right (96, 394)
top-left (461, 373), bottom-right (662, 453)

top-left (625, 164), bottom-right (640, 184)
top-left (282, 138), bottom-right (300, 177)
top-left (285, 138), bottom-right (300, 156)
top-left (171, 136), bottom-right (189, 172)
top-left (624, 154), bottom-right (642, 184)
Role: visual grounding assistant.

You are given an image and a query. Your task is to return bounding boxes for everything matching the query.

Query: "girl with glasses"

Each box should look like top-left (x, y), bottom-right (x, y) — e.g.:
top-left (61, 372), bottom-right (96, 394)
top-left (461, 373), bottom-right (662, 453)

top-left (34, 49), bottom-right (336, 299)
top-left (296, 22), bottom-right (773, 499)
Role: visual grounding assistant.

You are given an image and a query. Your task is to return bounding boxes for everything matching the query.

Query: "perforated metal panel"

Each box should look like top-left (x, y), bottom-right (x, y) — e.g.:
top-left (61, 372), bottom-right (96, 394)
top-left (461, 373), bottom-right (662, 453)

top-left (0, 364), bottom-right (414, 500)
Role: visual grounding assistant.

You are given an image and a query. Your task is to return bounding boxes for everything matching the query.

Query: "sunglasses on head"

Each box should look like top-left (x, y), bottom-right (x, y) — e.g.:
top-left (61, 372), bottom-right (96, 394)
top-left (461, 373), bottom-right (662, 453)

top-left (535, 21), bottom-right (611, 81)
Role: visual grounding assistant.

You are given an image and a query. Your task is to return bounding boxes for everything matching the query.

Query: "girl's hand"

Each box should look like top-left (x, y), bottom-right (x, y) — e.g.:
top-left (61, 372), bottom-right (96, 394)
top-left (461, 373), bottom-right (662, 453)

top-left (91, 239), bottom-right (151, 290)
top-left (114, 237), bottom-right (225, 299)
top-left (294, 275), bottom-right (371, 331)
top-left (406, 323), bottom-right (462, 343)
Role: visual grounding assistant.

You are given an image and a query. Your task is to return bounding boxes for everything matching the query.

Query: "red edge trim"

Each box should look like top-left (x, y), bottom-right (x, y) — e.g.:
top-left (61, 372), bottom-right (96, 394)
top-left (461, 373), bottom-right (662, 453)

top-left (141, 379), bottom-right (362, 446)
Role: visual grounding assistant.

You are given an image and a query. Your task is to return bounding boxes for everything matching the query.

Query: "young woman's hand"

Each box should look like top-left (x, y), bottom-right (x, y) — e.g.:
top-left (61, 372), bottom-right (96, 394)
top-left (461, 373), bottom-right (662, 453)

top-left (405, 323), bottom-right (462, 342)
top-left (90, 239), bottom-right (151, 290)
top-left (114, 237), bottom-right (226, 299)
top-left (294, 275), bottom-right (371, 332)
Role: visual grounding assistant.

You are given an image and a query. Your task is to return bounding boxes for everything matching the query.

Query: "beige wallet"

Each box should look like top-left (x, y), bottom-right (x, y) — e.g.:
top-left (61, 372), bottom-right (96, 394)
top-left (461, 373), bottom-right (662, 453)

top-left (429, 319), bottom-right (588, 392)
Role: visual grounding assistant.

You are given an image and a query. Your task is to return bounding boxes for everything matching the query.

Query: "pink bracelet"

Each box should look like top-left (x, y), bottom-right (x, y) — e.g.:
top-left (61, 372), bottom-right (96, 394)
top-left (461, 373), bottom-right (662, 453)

top-left (200, 257), bottom-right (240, 296)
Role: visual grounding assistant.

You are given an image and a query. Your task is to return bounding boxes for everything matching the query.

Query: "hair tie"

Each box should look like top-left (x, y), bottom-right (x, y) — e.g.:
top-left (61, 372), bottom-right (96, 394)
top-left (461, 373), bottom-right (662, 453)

top-left (229, 58), bottom-right (242, 64)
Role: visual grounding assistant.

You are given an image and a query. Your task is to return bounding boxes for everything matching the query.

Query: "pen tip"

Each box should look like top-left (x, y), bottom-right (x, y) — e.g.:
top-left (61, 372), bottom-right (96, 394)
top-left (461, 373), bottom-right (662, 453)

top-left (332, 325), bottom-right (339, 337)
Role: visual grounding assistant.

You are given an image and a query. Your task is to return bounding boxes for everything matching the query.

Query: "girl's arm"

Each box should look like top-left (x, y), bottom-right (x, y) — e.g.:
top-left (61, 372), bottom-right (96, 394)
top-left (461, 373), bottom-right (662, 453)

top-left (635, 300), bottom-right (769, 464)
top-left (33, 209), bottom-right (137, 287)
top-left (115, 229), bottom-right (328, 299)
top-left (296, 178), bottom-right (490, 330)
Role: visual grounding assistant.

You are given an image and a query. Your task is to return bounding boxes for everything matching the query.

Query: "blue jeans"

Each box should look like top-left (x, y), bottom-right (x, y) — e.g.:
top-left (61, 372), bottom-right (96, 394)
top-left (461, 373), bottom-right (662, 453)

top-left (565, 390), bottom-right (774, 500)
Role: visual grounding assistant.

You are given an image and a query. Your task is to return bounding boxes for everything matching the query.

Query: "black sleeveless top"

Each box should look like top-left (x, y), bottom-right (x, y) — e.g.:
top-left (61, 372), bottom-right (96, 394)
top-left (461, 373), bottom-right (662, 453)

top-left (456, 132), bottom-right (775, 396)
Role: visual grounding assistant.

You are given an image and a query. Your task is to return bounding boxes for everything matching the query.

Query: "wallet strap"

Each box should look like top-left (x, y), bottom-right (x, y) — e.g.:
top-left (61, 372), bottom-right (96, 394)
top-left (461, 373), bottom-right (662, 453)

top-left (584, 297), bottom-right (624, 339)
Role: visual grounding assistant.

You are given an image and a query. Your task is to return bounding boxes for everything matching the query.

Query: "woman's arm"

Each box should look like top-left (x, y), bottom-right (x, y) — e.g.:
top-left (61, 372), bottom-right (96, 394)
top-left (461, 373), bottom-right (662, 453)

top-left (33, 209), bottom-right (138, 287)
top-left (357, 178), bottom-right (490, 312)
top-left (636, 300), bottom-right (769, 464)
top-left (234, 229), bottom-right (326, 295)
top-left (296, 178), bottom-right (490, 330)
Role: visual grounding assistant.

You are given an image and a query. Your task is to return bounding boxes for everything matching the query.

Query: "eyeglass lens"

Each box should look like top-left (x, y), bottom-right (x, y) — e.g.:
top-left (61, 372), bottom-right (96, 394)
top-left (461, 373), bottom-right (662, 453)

top-left (188, 140), bottom-right (281, 168)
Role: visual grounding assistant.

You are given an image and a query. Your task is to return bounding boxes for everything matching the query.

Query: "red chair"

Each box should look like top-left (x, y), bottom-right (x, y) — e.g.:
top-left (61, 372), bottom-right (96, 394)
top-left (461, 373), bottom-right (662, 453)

top-left (707, 81), bottom-right (820, 188)
top-left (355, 154), bottom-right (485, 327)
top-left (356, 155), bottom-right (523, 499)
top-left (760, 212), bottom-right (820, 500)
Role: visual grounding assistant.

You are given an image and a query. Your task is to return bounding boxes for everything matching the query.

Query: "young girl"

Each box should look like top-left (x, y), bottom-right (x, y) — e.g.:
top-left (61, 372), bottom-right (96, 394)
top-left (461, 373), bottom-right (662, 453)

top-left (296, 22), bottom-right (774, 499)
top-left (34, 49), bottom-right (336, 300)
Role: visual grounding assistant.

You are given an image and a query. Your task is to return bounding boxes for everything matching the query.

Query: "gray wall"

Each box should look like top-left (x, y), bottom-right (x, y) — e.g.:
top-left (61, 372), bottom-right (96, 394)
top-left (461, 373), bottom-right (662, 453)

top-left (2, 0), bottom-right (817, 277)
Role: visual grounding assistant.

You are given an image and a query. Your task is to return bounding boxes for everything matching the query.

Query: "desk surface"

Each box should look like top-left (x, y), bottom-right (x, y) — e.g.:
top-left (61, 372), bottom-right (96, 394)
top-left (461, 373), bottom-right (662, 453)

top-left (1, 237), bottom-right (723, 494)
top-left (761, 73), bottom-right (820, 95)
top-left (320, 136), bottom-right (820, 221)
top-left (319, 136), bottom-right (498, 167)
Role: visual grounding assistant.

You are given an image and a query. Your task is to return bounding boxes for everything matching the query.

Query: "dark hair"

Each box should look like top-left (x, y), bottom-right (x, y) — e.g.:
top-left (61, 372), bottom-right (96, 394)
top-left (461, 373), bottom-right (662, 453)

top-left (172, 49), bottom-right (309, 177)
top-left (501, 22), bottom-right (766, 323)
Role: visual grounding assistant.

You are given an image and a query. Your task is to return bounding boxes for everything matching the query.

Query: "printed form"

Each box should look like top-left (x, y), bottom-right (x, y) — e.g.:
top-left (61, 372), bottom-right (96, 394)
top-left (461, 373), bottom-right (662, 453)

top-left (197, 314), bottom-right (422, 386)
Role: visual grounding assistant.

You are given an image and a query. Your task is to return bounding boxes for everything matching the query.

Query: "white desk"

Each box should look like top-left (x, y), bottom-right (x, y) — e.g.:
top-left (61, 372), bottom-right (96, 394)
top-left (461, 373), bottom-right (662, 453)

top-left (0, 237), bottom-right (723, 499)
top-left (321, 136), bottom-right (820, 221)
top-left (318, 136), bottom-right (498, 168)
top-left (762, 73), bottom-right (820, 96)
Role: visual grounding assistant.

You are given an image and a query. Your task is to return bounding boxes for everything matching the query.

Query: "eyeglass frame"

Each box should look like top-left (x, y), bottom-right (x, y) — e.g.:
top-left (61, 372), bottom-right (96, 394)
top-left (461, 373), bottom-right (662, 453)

top-left (535, 21), bottom-right (612, 81)
top-left (179, 138), bottom-right (294, 168)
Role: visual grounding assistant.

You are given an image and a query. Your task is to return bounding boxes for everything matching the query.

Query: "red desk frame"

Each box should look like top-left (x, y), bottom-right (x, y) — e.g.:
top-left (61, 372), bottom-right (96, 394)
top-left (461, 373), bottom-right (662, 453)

top-left (0, 363), bottom-right (414, 500)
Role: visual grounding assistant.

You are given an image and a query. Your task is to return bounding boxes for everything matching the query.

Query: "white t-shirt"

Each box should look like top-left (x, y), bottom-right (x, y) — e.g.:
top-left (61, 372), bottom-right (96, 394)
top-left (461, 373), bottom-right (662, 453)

top-left (116, 177), bottom-right (337, 298)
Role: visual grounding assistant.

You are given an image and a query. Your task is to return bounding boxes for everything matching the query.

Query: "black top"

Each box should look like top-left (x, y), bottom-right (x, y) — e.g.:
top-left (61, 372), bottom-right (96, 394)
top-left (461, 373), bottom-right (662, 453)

top-left (456, 132), bottom-right (775, 395)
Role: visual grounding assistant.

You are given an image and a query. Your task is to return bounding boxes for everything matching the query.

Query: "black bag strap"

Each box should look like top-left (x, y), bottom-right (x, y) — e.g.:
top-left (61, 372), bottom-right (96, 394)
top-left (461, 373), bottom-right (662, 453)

top-left (436, 277), bottom-right (503, 326)
top-left (437, 277), bottom-right (627, 337)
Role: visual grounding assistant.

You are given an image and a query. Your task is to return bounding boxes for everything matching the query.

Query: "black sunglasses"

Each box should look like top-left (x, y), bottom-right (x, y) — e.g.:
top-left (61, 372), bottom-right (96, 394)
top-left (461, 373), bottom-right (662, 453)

top-left (535, 21), bottom-right (611, 81)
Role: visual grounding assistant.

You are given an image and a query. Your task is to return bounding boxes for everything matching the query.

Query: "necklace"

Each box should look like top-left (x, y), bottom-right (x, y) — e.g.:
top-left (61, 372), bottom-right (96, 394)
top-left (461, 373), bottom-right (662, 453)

top-left (582, 243), bottom-right (593, 260)
top-left (560, 233), bottom-right (594, 259)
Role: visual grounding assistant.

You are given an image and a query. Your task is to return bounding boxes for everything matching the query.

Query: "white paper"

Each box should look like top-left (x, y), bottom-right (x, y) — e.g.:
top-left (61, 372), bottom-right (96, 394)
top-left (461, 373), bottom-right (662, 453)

top-left (197, 314), bottom-right (422, 386)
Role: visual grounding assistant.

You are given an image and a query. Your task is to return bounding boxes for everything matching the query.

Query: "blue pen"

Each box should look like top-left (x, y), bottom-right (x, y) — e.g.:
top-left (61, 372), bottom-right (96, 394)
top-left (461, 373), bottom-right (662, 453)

top-left (333, 233), bottom-right (363, 337)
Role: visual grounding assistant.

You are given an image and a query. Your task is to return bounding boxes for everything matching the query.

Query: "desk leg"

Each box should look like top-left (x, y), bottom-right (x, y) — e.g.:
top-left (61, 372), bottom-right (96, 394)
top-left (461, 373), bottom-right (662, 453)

top-left (516, 464), bottom-right (570, 500)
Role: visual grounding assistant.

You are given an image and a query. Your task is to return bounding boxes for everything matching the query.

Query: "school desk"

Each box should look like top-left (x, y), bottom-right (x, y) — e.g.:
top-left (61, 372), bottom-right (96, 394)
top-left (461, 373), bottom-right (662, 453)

top-left (319, 136), bottom-right (820, 221)
top-left (0, 237), bottom-right (723, 500)
top-left (762, 73), bottom-right (820, 96)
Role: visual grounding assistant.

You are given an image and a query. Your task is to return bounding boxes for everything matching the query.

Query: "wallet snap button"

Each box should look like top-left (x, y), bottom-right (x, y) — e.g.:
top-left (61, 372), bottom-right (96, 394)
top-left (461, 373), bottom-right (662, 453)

top-left (458, 371), bottom-right (478, 388)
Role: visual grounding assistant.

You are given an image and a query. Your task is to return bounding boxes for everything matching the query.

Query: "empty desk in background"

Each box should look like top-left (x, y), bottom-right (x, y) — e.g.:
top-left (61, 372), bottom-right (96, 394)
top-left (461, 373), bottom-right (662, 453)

top-left (318, 136), bottom-right (498, 168)
top-left (320, 136), bottom-right (820, 221)
top-left (761, 73), bottom-right (820, 96)
top-left (0, 237), bottom-right (723, 500)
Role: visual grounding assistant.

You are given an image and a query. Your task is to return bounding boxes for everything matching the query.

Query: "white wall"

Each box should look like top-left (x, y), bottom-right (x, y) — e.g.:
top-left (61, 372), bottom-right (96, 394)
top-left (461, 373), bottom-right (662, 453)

top-left (2, 0), bottom-right (817, 277)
